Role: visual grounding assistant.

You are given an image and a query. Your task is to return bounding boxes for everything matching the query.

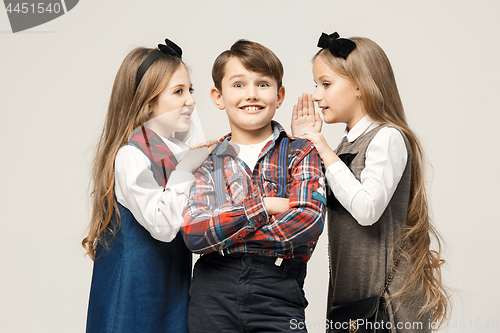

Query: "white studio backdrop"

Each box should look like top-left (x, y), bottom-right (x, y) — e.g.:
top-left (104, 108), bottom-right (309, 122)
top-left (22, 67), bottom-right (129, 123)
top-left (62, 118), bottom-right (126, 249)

top-left (0, 1), bottom-right (499, 332)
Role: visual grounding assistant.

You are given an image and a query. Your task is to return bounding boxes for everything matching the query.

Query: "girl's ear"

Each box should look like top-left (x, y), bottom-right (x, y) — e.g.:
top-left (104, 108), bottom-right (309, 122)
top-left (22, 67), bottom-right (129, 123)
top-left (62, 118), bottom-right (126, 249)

top-left (276, 86), bottom-right (285, 109)
top-left (355, 87), bottom-right (362, 99)
top-left (210, 87), bottom-right (225, 110)
top-left (148, 99), bottom-right (157, 114)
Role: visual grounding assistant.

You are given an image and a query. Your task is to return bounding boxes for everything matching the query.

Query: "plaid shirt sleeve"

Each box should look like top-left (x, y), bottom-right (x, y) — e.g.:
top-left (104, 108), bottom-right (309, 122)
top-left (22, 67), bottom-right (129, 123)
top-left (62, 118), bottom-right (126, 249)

top-left (242, 145), bottom-right (326, 256)
top-left (181, 159), bottom-right (270, 254)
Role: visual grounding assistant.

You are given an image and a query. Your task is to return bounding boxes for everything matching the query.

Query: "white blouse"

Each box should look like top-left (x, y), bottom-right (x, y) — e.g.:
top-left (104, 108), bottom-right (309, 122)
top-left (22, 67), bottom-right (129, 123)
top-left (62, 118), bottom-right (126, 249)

top-left (325, 116), bottom-right (408, 226)
top-left (114, 136), bottom-right (195, 242)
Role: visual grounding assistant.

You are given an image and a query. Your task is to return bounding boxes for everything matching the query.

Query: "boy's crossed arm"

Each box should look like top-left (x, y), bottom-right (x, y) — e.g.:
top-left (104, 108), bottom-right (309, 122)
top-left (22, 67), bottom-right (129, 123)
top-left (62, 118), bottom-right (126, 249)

top-left (181, 145), bottom-right (326, 257)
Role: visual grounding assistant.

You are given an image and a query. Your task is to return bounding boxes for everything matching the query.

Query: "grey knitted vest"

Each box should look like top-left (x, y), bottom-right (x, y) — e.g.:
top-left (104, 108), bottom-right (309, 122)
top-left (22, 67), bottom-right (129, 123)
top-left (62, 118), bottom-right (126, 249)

top-left (326, 124), bottom-right (430, 332)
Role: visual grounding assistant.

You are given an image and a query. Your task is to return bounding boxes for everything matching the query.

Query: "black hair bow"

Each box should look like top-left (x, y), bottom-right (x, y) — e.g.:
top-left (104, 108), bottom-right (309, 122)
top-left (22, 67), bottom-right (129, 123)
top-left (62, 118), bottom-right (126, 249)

top-left (158, 38), bottom-right (182, 58)
top-left (317, 32), bottom-right (356, 59)
top-left (135, 38), bottom-right (183, 90)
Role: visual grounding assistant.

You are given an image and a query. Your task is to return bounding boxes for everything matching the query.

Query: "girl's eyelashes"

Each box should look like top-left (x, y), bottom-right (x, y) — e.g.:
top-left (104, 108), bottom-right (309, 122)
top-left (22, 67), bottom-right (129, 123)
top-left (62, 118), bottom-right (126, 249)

top-left (314, 81), bottom-right (330, 88)
top-left (174, 87), bottom-right (194, 95)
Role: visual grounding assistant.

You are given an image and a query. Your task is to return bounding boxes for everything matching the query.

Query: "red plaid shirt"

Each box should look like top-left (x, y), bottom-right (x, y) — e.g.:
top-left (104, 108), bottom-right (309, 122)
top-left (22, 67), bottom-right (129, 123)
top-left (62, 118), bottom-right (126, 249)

top-left (181, 122), bottom-right (326, 262)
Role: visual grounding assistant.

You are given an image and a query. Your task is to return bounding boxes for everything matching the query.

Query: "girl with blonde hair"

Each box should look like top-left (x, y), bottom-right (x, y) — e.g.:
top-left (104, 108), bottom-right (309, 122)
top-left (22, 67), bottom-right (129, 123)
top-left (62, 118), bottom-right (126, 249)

top-left (292, 32), bottom-right (449, 332)
top-left (83, 38), bottom-right (212, 333)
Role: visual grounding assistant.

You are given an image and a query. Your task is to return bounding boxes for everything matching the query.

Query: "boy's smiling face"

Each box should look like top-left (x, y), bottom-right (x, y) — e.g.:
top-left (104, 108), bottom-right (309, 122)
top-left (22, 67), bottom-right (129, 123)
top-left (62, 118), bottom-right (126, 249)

top-left (211, 57), bottom-right (285, 144)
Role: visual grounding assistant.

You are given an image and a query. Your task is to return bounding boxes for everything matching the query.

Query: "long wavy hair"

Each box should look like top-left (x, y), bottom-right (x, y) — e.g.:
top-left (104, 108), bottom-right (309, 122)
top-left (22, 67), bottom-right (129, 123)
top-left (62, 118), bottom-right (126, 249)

top-left (316, 37), bottom-right (449, 326)
top-left (82, 47), bottom-right (184, 260)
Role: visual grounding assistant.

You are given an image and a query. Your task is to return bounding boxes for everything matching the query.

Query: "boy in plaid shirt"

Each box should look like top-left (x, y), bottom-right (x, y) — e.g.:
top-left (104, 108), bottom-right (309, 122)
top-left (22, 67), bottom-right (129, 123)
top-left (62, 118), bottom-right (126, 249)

top-left (182, 40), bottom-right (326, 332)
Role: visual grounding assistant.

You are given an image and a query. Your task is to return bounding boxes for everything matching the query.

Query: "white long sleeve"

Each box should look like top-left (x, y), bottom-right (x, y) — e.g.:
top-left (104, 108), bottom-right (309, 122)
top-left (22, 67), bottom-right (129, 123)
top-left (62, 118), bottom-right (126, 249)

top-left (325, 121), bottom-right (407, 226)
top-left (114, 144), bottom-right (195, 242)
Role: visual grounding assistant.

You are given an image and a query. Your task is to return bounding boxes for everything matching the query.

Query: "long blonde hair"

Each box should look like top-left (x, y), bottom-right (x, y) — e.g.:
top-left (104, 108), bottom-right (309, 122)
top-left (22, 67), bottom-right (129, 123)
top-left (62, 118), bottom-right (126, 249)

top-left (82, 47), bottom-right (184, 260)
top-left (316, 37), bottom-right (449, 326)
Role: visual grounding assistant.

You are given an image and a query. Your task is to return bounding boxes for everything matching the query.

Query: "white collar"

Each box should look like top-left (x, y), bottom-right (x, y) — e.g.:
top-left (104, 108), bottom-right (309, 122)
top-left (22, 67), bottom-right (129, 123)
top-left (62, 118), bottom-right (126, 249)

top-left (230, 134), bottom-right (274, 148)
top-left (343, 116), bottom-right (376, 143)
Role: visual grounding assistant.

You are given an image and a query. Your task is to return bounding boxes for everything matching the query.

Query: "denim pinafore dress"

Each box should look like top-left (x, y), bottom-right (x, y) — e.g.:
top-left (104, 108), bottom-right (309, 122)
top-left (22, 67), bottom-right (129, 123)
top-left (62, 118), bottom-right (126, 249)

top-left (86, 127), bottom-right (191, 333)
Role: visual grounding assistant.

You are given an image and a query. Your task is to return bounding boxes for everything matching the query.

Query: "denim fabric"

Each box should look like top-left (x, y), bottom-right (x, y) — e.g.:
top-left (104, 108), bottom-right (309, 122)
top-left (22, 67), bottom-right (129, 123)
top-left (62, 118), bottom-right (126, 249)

top-left (86, 202), bottom-right (191, 333)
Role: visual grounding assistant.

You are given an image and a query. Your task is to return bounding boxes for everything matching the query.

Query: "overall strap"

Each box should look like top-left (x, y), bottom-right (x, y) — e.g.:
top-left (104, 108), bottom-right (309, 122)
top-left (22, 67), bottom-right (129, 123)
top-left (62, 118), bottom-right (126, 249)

top-left (213, 153), bottom-right (228, 206)
top-left (128, 125), bottom-right (178, 186)
top-left (276, 136), bottom-right (290, 198)
top-left (273, 136), bottom-right (289, 262)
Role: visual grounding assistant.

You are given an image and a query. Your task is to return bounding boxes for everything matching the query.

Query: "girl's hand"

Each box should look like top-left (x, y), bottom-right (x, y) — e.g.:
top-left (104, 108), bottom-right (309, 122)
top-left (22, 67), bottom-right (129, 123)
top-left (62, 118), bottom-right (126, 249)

top-left (263, 197), bottom-right (290, 216)
top-left (176, 143), bottom-right (217, 174)
top-left (300, 131), bottom-right (341, 168)
top-left (291, 93), bottom-right (323, 137)
top-left (189, 139), bottom-right (218, 150)
top-left (292, 93), bottom-right (340, 168)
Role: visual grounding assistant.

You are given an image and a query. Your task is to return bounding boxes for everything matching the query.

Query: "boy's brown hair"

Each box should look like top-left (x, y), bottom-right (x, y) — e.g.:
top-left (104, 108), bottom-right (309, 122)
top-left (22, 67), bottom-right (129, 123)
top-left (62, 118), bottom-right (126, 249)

top-left (212, 39), bottom-right (284, 92)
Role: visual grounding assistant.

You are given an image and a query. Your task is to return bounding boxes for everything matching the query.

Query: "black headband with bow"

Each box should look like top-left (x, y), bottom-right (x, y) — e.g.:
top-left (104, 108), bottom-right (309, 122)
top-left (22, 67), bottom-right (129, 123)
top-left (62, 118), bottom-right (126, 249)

top-left (135, 38), bottom-right (182, 91)
top-left (158, 38), bottom-right (182, 58)
top-left (317, 32), bottom-right (356, 59)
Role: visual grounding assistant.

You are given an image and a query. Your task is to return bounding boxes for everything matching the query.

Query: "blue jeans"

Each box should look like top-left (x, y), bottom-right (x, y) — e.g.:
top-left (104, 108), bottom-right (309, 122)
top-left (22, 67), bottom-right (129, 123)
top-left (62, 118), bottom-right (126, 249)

top-left (188, 252), bottom-right (309, 333)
